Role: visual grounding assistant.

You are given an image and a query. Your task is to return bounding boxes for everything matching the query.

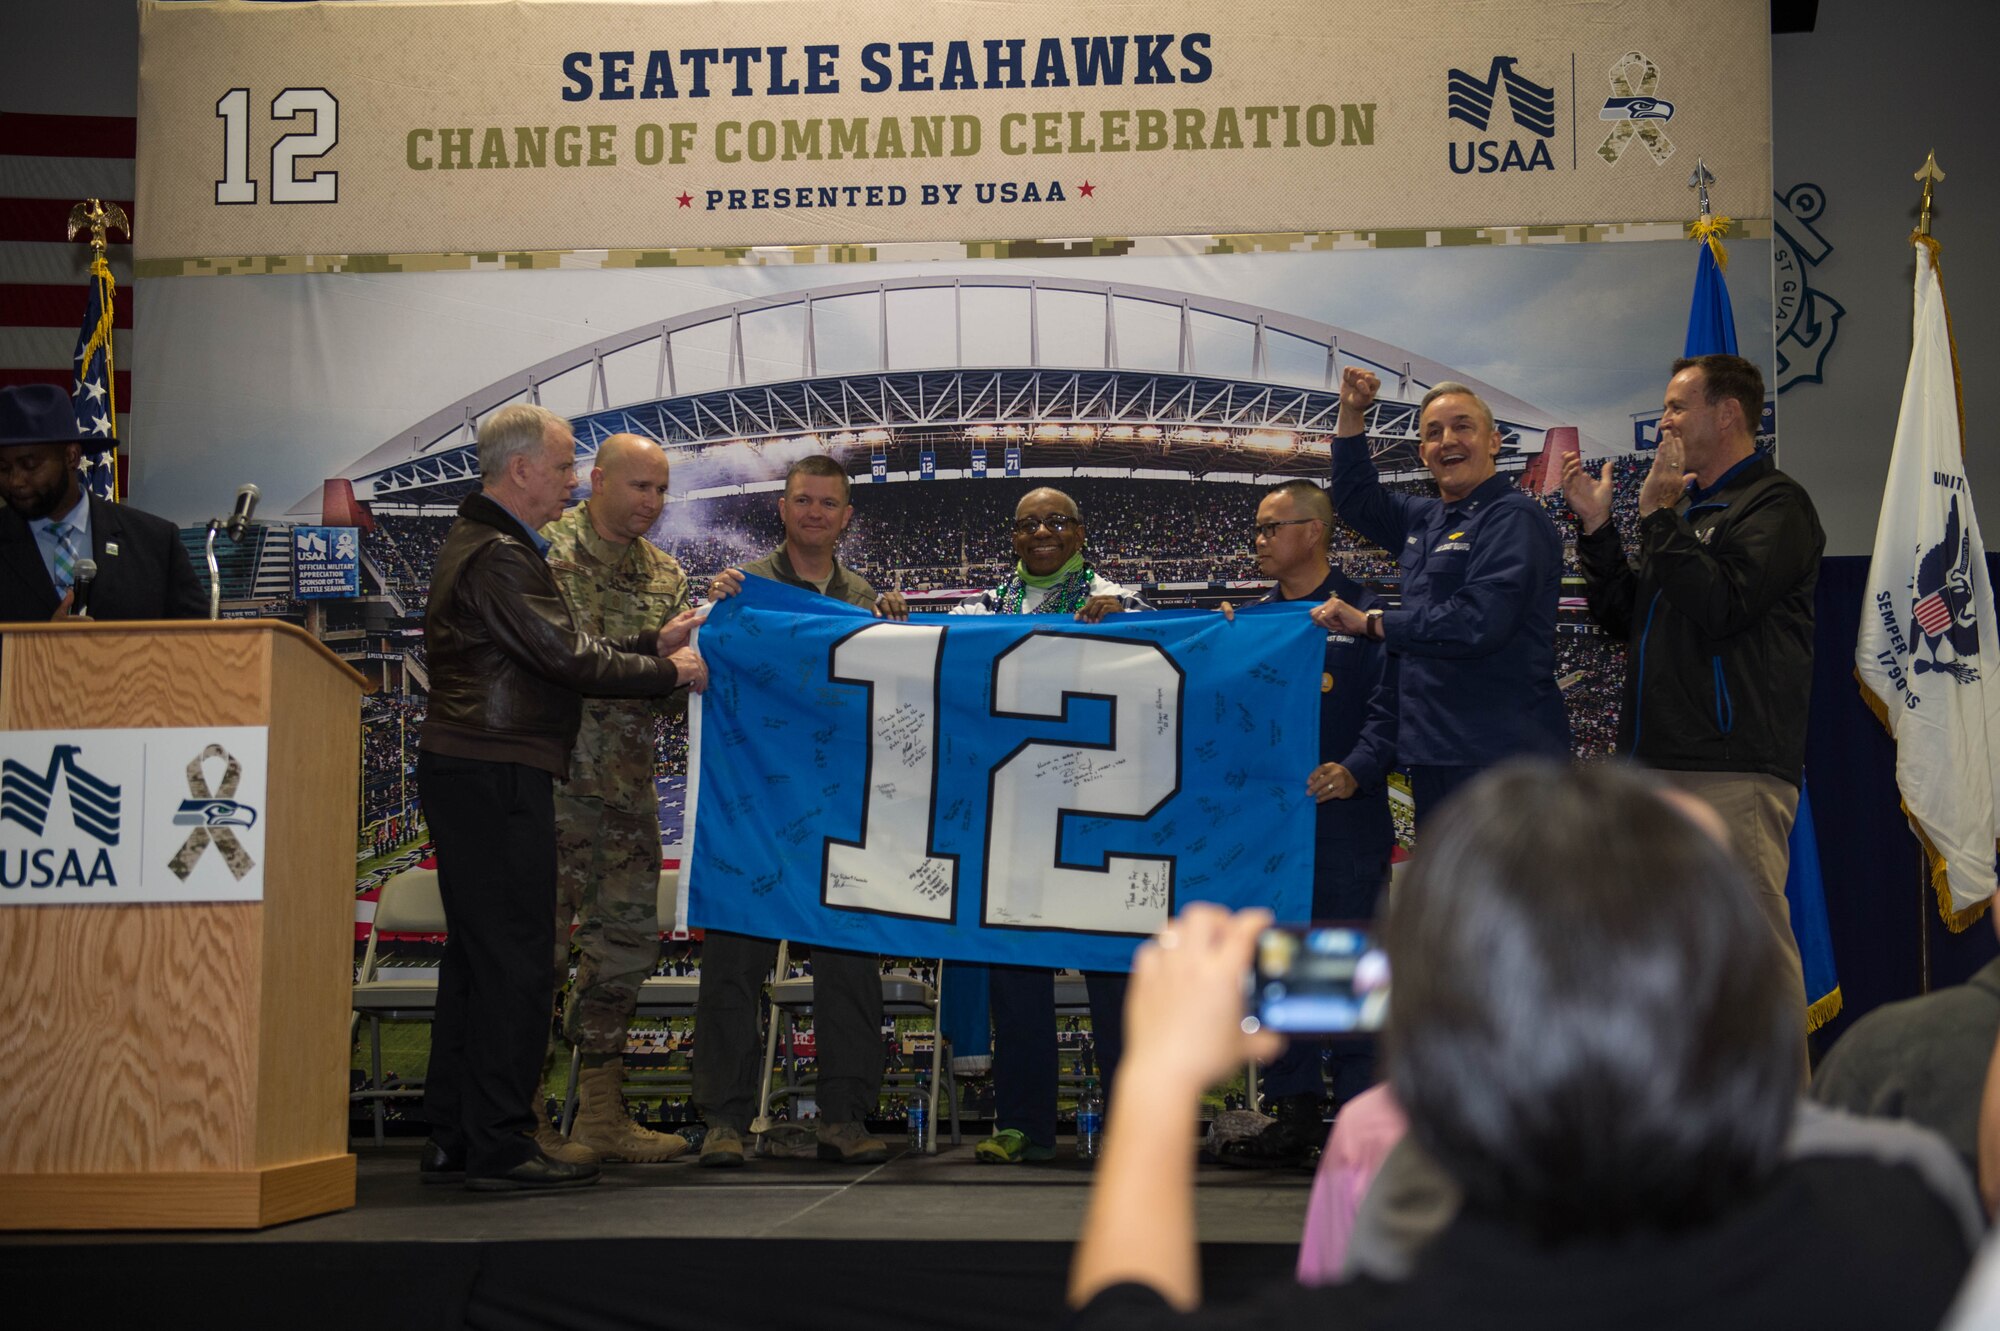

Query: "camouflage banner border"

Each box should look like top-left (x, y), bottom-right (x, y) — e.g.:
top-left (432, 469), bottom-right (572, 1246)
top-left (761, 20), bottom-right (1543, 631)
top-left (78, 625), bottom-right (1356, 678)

top-left (132, 218), bottom-right (1772, 280)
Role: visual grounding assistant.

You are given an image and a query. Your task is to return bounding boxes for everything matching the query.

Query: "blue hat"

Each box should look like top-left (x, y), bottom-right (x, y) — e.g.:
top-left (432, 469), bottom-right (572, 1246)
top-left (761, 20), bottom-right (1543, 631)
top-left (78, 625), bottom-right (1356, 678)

top-left (0, 383), bottom-right (112, 452)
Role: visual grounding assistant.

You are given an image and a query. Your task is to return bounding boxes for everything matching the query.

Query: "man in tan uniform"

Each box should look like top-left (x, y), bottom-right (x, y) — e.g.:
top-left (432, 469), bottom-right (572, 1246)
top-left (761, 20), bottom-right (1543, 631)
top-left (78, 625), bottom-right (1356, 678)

top-left (696, 455), bottom-right (906, 1166)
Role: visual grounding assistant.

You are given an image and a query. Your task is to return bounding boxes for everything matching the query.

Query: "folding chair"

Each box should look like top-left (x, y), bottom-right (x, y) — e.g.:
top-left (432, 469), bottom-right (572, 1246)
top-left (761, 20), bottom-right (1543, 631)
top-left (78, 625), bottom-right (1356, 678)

top-left (349, 867), bottom-right (446, 1144)
top-left (1053, 970), bottom-right (1110, 1095)
top-left (558, 868), bottom-right (700, 1132)
top-left (756, 944), bottom-right (959, 1152)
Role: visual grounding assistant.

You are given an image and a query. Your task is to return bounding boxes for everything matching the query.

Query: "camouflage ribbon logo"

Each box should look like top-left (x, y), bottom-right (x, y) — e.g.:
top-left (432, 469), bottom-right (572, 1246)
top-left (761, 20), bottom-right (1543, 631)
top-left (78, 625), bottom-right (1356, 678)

top-left (1597, 52), bottom-right (1676, 166)
top-left (168, 745), bottom-right (257, 881)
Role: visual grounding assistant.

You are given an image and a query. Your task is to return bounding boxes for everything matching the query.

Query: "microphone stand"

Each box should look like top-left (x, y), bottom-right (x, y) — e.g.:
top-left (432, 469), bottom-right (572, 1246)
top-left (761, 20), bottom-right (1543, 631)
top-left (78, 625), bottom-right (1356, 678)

top-left (205, 518), bottom-right (223, 620)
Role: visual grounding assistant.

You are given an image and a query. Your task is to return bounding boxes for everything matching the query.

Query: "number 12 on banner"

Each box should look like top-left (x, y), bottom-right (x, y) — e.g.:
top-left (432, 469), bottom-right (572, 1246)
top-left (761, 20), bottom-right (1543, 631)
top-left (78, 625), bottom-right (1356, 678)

top-left (824, 622), bottom-right (1182, 937)
top-left (214, 88), bottom-right (340, 205)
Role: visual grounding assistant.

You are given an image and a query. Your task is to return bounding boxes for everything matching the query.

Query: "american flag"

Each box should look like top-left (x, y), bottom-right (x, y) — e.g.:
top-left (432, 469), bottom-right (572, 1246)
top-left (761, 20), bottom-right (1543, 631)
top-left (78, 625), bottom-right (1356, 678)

top-left (1914, 589), bottom-right (1953, 638)
top-left (0, 111), bottom-right (135, 494)
top-left (72, 250), bottom-right (118, 498)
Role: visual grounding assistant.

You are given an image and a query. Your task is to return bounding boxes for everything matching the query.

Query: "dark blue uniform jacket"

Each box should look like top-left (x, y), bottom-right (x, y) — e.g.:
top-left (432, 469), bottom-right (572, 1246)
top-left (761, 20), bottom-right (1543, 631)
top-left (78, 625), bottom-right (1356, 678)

top-left (1330, 433), bottom-right (1569, 766)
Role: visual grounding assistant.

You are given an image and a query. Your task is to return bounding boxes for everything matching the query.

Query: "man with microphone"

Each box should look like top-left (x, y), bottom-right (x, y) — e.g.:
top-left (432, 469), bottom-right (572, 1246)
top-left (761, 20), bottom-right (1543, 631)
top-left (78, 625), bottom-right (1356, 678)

top-left (0, 383), bottom-right (206, 621)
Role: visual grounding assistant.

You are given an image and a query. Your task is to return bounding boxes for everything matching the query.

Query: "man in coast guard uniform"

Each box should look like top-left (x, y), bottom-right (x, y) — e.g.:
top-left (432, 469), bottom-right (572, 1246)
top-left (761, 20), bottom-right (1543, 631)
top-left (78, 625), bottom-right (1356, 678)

top-left (1316, 368), bottom-right (1567, 819)
top-left (1232, 478), bottom-right (1397, 1145)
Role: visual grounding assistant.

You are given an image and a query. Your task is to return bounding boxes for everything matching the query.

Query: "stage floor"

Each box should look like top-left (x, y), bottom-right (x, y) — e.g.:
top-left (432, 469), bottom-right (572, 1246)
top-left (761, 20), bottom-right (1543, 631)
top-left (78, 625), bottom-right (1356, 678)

top-left (3, 1139), bottom-right (1312, 1330)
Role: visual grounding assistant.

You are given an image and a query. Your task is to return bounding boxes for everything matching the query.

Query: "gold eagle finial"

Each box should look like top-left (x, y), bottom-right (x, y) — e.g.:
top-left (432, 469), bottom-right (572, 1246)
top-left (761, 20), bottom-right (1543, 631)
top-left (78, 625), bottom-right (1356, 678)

top-left (66, 198), bottom-right (131, 255)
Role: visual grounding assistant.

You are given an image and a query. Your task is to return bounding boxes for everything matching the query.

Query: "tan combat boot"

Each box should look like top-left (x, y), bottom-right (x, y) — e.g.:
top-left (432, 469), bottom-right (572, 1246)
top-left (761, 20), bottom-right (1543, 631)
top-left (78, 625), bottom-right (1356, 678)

top-left (571, 1059), bottom-right (690, 1163)
top-left (535, 1096), bottom-right (600, 1166)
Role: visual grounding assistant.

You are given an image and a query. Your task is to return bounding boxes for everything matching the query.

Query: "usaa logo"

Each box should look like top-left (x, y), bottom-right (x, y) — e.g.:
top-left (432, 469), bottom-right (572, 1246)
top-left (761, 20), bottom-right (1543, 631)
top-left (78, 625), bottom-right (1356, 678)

top-left (1446, 56), bottom-right (1556, 175)
top-left (0, 745), bottom-right (119, 888)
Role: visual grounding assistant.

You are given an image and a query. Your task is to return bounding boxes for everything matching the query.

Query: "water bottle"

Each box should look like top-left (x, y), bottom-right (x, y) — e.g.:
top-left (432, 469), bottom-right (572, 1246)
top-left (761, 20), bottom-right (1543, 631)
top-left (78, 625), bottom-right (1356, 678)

top-left (1076, 1079), bottom-right (1104, 1158)
top-left (908, 1073), bottom-right (932, 1154)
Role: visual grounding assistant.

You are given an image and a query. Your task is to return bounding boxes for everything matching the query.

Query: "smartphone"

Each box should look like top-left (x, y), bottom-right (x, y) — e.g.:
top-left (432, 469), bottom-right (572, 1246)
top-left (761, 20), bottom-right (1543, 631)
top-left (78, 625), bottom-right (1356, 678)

top-left (1246, 923), bottom-right (1389, 1036)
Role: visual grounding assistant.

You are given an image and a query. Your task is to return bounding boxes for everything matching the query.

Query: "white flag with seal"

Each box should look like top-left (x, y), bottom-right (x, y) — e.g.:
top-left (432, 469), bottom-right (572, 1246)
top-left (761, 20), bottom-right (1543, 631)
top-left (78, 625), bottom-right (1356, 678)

top-left (1856, 236), bottom-right (2000, 928)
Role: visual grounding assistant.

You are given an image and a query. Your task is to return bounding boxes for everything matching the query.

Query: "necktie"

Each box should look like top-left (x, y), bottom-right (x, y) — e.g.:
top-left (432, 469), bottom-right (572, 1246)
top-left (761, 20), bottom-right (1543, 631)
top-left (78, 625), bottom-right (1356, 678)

top-left (49, 521), bottom-right (78, 596)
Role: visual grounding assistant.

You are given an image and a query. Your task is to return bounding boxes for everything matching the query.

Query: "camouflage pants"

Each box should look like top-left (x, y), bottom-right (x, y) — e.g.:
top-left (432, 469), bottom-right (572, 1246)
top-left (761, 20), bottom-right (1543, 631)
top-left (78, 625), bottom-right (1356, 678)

top-left (552, 792), bottom-right (664, 1055)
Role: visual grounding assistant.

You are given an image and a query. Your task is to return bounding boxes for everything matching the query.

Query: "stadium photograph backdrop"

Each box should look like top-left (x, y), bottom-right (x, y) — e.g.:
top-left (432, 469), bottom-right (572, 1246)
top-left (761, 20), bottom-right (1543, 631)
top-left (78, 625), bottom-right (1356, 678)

top-left (128, 0), bottom-right (1777, 962)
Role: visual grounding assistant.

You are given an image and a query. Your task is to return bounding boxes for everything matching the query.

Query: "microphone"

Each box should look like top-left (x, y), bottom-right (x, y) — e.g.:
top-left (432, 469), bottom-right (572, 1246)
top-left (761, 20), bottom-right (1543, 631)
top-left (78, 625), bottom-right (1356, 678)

top-left (226, 483), bottom-right (260, 541)
top-left (70, 559), bottom-right (97, 619)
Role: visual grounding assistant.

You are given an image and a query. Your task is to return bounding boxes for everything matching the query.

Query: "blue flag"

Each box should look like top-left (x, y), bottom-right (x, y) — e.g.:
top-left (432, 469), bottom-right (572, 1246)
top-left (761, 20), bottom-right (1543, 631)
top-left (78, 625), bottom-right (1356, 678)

top-left (1683, 236), bottom-right (1738, 359)
top-left (1684, 229), bottom-right (1841, 1028)
top-left (684, 576), bottom-right (1324, 970)
top-left (1786, 778), bottom-right (1842, 1028)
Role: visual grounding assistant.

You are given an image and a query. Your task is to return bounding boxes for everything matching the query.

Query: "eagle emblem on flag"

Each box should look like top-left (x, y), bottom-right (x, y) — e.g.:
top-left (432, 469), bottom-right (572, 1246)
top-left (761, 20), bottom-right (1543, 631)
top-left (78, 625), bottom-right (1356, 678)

top-left (1910, 493), bottom-right (1980, 682)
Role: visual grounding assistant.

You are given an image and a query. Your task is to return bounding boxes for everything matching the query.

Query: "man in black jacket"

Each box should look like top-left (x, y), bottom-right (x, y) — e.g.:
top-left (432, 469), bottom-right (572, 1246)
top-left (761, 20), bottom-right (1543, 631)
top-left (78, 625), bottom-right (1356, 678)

top-left (1563, 354), bottom-right (1822, 1049)
top-left (0, 383), bottom-right (206, 623)
top-left (418, 403), bottom-right (706, 1191)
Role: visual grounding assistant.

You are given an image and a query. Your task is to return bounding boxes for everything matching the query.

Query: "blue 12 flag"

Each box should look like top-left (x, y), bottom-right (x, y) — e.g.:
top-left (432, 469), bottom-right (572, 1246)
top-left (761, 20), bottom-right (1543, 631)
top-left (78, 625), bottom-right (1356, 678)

top-left (682, 576), bottom-right (1324, 970)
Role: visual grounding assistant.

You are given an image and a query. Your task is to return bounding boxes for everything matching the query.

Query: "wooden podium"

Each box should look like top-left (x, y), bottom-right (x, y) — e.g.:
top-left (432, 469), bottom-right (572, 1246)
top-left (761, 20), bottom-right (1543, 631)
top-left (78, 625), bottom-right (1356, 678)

top-left (0, 620), bottom-right (364, 1229)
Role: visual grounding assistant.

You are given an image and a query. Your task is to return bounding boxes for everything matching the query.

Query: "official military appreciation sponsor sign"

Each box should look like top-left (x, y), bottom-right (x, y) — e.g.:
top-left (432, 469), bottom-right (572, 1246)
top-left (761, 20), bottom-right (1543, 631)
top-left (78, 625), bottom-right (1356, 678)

top-left (134, 0), bottom-right (1770, 262)
top-left (292, 525), bottom-right (361, 599)
top-left (0, 727), bottom-right (268, 903)
top-left (683, 576), bottom-right (1323, 970)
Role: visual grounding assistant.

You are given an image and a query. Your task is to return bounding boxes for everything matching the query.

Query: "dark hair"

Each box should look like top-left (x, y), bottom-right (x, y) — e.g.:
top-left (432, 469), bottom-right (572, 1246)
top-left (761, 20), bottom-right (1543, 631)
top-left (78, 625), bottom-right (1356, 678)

top-left (1672, 354), bottom-right (1764, 434)
top-left (1263, 479), bottom-right (1333, 545)
top-left (784, 454), bottom-right (852, 503)
top-left (1383, 761), bottom-right (1796, 1240)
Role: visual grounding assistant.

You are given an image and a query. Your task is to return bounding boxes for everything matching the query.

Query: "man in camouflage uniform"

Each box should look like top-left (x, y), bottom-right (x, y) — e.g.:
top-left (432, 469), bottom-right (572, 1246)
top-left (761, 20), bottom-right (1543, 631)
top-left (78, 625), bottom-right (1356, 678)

top-left (542, 432), bottom-right (693, 1163)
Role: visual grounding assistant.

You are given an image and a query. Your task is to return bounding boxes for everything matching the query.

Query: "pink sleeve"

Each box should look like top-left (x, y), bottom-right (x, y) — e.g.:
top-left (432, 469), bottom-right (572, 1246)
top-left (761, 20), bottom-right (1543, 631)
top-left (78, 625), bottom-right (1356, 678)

top-left (1296, 1085), bottom-right (1408, 1285)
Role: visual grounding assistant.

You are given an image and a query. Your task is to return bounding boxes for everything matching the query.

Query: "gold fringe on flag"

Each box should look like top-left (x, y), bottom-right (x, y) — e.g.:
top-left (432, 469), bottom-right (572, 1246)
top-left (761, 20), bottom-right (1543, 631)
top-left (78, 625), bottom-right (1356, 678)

top-left (1805, 985), bottom-right (1843, 1033)
top-left (65, 197), bottom-right (125, 501)
top-left (1855, 665), bottom-right (1995, 933)
top-left (1688, 214), bottom-right (1732, 271)
top-left (80, 252), bottom-right (117, 424)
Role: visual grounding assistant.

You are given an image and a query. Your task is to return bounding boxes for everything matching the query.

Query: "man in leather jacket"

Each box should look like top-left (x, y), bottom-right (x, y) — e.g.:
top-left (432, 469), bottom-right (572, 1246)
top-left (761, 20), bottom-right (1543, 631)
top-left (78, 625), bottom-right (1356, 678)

top-left (416, 403), bottom-right (706, 1192)
top-left (1563, 354), bottom-right (1823, 1065)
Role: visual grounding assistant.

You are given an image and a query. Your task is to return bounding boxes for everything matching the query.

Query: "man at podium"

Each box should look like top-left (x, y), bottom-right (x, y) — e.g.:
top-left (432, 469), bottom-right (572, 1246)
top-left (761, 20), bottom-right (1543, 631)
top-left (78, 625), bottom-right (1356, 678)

top-left (417, 403), bottom-right (706, 1192)
top-left (0, 384), bottom-right (206, 622)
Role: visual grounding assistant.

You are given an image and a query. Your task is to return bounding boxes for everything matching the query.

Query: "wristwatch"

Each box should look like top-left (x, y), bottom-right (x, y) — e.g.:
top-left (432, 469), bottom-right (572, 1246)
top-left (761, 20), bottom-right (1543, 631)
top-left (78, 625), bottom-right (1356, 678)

top-left (1365, 609), bottom-right (1385, 641)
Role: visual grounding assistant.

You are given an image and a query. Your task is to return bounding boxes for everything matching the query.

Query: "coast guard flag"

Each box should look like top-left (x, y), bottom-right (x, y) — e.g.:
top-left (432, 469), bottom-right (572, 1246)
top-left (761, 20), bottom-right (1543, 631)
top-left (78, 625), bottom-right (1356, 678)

top-left (682, 576), bottom-right (1324, 970)
top-left (1856, 236), bottom-right (2000, 930)
top-left (1682, 220), bottom-right (1841, 1024)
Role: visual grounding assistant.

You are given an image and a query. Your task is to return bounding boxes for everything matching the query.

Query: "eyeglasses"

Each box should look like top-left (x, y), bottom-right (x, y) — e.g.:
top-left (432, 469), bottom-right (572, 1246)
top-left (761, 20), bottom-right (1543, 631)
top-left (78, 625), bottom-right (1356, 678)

top-left (1013, 514), bottom-right (1080, 536)
top-left (1252, 518), bottom-right (1320, 540)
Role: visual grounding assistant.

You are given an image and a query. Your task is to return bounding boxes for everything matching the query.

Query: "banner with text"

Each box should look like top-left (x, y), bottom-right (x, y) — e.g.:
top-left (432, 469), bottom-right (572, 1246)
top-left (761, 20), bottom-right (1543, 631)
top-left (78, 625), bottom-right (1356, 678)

top-left (135, 0), bottom-right (1770, 262)
top-left (683, 577), bottom-right (1323, 969)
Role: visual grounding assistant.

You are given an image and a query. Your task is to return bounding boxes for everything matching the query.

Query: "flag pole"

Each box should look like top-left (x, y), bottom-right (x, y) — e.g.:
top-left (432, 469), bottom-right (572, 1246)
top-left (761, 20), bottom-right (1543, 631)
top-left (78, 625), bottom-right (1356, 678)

top-left (1912, 149), bottom-right (1946, 993)
top-left (1914, 149), bottom-right (1943, 238)
top-left (1687, 157), bottom-right (1729, 270)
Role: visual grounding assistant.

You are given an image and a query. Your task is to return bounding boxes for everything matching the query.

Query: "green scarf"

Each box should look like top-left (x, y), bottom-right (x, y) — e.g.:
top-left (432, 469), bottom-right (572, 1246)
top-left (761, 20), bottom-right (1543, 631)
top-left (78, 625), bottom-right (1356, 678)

top-left (999, 553), bottom-right (1092, 615)
top-left (1016, 551), bottom-right (1085, 588)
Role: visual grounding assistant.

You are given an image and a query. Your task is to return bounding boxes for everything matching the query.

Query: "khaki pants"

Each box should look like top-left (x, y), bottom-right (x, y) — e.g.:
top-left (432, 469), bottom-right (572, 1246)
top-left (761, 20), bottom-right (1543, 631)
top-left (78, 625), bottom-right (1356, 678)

top-left (1660, 770), bottom-right (1810, 1084)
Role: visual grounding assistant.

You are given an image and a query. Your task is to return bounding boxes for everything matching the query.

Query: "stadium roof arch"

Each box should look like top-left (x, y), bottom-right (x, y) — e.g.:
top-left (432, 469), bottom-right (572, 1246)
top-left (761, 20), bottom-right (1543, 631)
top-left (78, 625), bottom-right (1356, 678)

top-left (323, 275), bottom-right (1585, 513)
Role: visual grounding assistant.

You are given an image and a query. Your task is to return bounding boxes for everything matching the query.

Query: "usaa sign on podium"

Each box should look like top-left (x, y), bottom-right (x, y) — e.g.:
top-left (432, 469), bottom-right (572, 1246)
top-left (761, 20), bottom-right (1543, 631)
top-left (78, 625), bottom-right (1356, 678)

top-left (0, 727), bottom-right (268, 903)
